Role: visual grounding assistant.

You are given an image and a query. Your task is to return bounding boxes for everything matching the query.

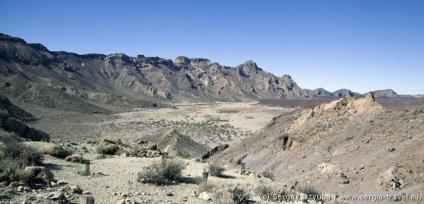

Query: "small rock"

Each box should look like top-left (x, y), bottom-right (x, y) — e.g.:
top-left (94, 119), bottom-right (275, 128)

top-left (105, 185), bottom-right (110, 188)
top-left (50, 192), bottom-right (65, 201)
top-left (70, 185), bottom-right (83, 194)
top-left (17, 186), bottom-right (24, 192)
top-left (9, 182), bottom-right (19, 188)
top-left (198, 191), bottom-right (212, 201)
top-left (192, 190), bottom-right (198, 197)
top-left (57, 181), bottom-right (67, 186)
top-left (116, 199), bottom-right (126, 204)
top-left (83, 191), bottom-right (91, 195)
top-left (24, 166), bottom-right (55, 182)
top-left (387, 147), bottom-right (396, 152)
top-left (166, 192), bottom-right (174, 196)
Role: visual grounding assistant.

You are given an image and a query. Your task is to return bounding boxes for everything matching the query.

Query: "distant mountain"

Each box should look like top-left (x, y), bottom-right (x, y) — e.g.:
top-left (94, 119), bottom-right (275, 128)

top-left (0, 33), bottom-right (417, 111)
top-left (369, 89), bottom-right (399, 98)
top-left (305, 88), bottom-right (422, 99)
top-left (333, 89), bottom-right (362, 98)
top-left (0, 33), bottom-right (309, 111)
top-left (303, 88), bottom-right (335, 98)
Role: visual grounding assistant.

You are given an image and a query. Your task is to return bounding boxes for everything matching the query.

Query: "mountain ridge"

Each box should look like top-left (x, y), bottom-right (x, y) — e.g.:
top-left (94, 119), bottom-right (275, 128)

top-left (0, 33), bottom-right (418, 112)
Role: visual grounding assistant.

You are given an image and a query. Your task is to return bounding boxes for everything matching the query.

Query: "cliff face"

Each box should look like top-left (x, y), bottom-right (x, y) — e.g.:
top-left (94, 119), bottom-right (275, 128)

top-left (0, 33), bottom-right (307, 110)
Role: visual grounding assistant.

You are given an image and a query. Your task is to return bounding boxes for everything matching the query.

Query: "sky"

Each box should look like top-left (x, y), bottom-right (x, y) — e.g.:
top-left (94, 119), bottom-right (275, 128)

top-left (1, 0), bottom-right (423, 94)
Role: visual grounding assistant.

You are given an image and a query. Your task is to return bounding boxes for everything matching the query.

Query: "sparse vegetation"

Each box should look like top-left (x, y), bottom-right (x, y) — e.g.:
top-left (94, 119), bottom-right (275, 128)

top-left (255, 184), bottom-right (294, 202)
top-left (208, 163), bottom-right (225, 177)
top-left (96, 144), bottom-right (119, 155)
top-left (231, 186), bottom-right (250, 204)
top-left (64, 154), bottom-right (85, 163)
top-left (260, 171), bottom-right (275, 181)
top-left (42, 143), bottom-right (73, 158)
top-left (295, 185), bottom-right (322, 201)
top-left (137, 158), bottom-right (186, 184)
top-left (198, 181), bottom-right (218, 193)
top-left (0, 134), bottom-right (43, 182)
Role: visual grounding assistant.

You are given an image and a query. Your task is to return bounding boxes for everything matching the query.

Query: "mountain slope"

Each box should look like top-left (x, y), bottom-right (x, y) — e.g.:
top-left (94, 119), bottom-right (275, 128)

top-left (0, 33), bottom-right (309, 112)
top-left (212, 93), bottom-right (424, 196)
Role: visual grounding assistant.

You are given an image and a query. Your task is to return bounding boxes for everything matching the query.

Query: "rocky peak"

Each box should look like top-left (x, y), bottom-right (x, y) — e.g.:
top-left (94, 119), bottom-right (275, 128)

top-left (190, 58), bottom-right (211, 64)
top-left (174, 56), bottom-right (191, 64)
top-left (333, 89), bottom-right (362, 98)
top-left (105, 53), bottom-right (131, 64)
top-left (237, 60), bottom-right (262, 77)
top-left (364, 92), bottom-right (375, 102)
top-left (28, 43), bottom-right (49, 52)
top-left (0, 33), bottom-right (26, 44)
top-left (370, 89), bottom-right (398, 98)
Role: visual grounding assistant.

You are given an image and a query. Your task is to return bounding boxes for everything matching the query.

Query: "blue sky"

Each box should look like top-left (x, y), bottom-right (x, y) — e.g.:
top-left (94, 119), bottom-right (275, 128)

top-left (1, 0), bottom-right (423, 94)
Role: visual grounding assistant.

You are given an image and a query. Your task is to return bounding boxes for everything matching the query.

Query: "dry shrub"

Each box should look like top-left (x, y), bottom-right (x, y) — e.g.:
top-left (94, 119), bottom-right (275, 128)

top-left (260, 171), bottom-right (275, 181)
top-left (295, 185), bottom-right (322, 201)
top-left (137, 158), bottom-right (186, 184)
top-left (198, 181), bottom-right (218, 193)
top-left (96, 144), bottom-right (119, 155)
top-left (22, 166), bottom-right (54, 182)
top-left (255, 184), bottom-right (294, 202)
top-left (208, 163), bottom-right (225, 177)
top-left (0, 134), bottom-right (43, 182)
top-left (212, 185), bottom-right (251, 204)
top-left (231, 186), bottom-right (250, 204)
top-left (42, 143), bottom-right (73, 159)
top-left (64, 154), bottom-right (85, 163)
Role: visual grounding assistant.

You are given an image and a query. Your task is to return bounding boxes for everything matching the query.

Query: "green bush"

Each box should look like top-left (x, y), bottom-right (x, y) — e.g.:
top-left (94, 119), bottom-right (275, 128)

top-left (137, 158), bottom-right (186, 184)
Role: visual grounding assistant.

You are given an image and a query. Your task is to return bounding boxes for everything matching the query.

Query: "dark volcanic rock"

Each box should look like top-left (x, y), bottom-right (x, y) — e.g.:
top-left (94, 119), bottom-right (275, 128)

top-left (201, 144), bottom-right (230, 161)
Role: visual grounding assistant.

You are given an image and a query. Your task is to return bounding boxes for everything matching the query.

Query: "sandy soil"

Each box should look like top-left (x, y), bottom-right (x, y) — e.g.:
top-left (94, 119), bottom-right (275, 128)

top-left (33, 102), bottom-right (290, 147)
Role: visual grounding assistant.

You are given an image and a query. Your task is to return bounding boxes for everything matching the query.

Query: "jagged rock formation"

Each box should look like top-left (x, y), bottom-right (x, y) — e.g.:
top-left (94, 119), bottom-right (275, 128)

top-left (0, 33), bottom-right (310, 112)
top-left (212, 93), bottom-right (424, 195)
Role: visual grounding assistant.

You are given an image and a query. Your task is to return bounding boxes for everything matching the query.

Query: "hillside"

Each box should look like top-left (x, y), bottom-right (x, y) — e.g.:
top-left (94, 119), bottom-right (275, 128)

top-left (212, 93), bottom-right (424, 198)
top-left (0, 33), bottom-right (308, 112)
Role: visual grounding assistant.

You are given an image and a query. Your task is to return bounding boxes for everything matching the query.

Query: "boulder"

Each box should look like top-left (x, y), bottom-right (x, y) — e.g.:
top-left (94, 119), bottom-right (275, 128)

top-left (198, 191), bottom-right (212, 201)
top-left (24, 166), bottom-right (54, 182)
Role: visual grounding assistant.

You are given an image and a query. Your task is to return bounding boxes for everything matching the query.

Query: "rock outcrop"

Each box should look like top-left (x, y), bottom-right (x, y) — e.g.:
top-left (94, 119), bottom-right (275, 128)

top-left (145, 130), bottom-right (208, 159)
top-left (0, 113), bottom-right (50, 141)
